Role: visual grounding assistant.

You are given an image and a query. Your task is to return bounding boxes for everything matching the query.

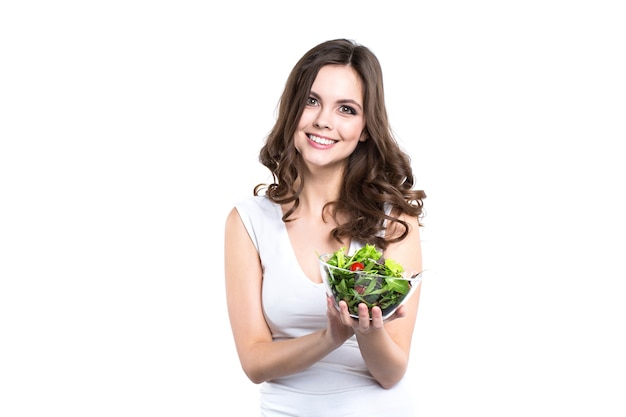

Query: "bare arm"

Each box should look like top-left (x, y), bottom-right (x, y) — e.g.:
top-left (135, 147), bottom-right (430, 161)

top-left (224, 207), bottom-right (353, 384)
top-left (334, 212), bottom-right (423, 388)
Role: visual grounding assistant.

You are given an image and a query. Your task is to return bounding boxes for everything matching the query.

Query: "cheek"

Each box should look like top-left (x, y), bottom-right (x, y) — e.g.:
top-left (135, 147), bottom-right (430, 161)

top-left (293, 121), bottom-right (309, 153)
top-left (346, 124), bottom-right (366, 142)
top-left (298, 109), bottom-right (316, 128)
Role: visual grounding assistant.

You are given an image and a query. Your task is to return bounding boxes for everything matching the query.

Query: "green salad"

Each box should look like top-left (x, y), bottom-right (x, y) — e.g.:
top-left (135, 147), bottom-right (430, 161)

top-left (321, 244), bottom-right (412, 317)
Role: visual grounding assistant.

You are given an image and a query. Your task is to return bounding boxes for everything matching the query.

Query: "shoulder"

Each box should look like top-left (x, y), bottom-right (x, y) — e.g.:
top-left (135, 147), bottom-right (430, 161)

top-left (226, 195), bottom-right (271, 228)
top-left (385, 207), bottom-right (421, 239)
top-left (384, 211), bottom-right (423, 270)
top-left (234, 194), bottom-right (274, 212)
top-left (227, 195), bottom-right (282, 253)
top-left (227, 195), bottom-right (281, 234)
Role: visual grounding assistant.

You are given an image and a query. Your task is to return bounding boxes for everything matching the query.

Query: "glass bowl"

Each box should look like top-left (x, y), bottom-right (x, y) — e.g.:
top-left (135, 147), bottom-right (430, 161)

top-left (318, 253), bottom-right (423, 320)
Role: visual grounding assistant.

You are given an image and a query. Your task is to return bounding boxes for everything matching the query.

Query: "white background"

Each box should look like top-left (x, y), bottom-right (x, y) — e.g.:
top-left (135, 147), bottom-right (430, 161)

top-left (1, 1), bottom-right (625, 416)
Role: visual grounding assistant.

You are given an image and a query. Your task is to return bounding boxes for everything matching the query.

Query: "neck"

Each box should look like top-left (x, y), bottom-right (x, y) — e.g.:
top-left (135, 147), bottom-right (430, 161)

top-left (292, 167), bottom-right (344, 217)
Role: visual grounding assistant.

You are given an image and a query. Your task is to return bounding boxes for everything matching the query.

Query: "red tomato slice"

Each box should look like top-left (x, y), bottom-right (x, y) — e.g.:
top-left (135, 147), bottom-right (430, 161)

top-left (349, 262), bottom-right (365, 271)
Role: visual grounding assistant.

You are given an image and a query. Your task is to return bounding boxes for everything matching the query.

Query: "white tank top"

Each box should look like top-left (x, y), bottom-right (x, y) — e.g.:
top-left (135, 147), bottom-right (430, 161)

top-left (235, 195), bottom-right (417, 416)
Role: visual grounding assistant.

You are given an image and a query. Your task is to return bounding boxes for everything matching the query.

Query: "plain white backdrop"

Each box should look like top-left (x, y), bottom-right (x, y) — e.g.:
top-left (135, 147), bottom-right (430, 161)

top-left (1, 1), bottom-right (625, 416)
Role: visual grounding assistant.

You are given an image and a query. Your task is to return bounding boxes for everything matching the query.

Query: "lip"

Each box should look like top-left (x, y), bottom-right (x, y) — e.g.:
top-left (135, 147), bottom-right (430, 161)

top-left (307, 133), bottom-right (337, 148)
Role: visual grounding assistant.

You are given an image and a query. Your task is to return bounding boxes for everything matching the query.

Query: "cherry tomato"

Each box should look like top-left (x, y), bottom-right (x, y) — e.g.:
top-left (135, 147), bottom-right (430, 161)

top-left (349, 262), bottom-right (365, 271)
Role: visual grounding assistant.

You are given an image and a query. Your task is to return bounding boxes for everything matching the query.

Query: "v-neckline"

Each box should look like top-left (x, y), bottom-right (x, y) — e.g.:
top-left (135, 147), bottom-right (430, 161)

top-left (274, 202), bottom-right (357, 286)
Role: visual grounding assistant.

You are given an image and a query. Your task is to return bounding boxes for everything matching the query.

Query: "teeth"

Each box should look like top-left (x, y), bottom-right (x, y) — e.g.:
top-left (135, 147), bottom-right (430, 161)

top-left (309, 135), bottom-right (335, 145)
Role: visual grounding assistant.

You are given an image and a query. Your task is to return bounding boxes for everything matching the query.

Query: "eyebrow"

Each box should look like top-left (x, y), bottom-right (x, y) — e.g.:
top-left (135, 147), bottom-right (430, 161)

top-left (338, 99), bottom-right (363, 111)
top-left (310, 91), bottom-right (363, 111)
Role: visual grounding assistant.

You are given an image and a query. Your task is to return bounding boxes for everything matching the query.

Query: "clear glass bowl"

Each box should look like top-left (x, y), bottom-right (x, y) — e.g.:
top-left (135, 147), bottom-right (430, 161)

top-left (318, 253), bottom-right (423, 320)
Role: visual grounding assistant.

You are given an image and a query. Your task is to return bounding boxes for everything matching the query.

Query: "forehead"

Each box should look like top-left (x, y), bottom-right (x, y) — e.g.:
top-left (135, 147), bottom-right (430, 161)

top-left (311, 65), bottom-right (364, 102)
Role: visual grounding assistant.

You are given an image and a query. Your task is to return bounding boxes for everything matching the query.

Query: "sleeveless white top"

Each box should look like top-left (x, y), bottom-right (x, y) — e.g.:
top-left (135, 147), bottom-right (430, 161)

top-left (235, 195), bottom-right (417, 417)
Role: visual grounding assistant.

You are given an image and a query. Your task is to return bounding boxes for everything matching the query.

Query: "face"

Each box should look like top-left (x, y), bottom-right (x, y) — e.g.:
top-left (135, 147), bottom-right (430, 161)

top-left (294, 65), bottom-right (366, 171)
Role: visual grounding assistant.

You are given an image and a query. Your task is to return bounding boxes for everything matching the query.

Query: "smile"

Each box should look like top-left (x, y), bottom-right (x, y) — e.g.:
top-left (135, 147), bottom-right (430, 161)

top-left (307, 134), bottom-right (337, 145)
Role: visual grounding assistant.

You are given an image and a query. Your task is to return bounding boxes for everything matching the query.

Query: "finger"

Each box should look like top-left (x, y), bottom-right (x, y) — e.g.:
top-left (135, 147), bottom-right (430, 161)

top-left (393, 305), bottom-right (407, 319)
top-left (338, 300), bottom-right (352, 323)
top-left (326, 296), bottom-right (338, 317)
top-left (327, 296), bottom-right (338, 311)
top-left (357, 303), bottom-right (371, 332)
top-left (370, 305), bottom-right (384, 329)
top-left (384, 305), bottom-right (406, 323)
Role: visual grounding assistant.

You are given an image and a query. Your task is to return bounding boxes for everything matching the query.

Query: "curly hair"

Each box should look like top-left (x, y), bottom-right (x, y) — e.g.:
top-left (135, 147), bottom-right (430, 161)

top-left (255, 38), bottom-right (426, 250)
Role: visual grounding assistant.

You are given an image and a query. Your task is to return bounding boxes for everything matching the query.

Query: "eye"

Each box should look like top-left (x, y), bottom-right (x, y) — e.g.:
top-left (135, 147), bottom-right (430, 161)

top-left (306, 97), bottom-right (319, 106)
top-left (339, 105), bottom-right (357, 115)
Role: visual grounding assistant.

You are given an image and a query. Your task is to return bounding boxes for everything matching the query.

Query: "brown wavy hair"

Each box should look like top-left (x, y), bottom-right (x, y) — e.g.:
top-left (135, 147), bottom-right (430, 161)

top-left (255, 38), bottom-right (426, 250)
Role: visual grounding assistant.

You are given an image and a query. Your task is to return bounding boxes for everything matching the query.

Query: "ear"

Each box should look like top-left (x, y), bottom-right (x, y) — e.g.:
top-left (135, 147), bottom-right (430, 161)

top-left (359, 129), bottom-right (368, 142)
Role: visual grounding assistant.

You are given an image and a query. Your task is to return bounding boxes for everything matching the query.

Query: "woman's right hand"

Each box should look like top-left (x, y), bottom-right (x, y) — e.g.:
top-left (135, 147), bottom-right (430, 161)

top-left (325, 296), bottom-right (354, 347)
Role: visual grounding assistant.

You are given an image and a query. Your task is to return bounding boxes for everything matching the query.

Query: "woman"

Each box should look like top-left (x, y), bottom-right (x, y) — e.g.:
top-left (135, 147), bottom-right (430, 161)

top-left (224, 38), bottom-right (426, 416)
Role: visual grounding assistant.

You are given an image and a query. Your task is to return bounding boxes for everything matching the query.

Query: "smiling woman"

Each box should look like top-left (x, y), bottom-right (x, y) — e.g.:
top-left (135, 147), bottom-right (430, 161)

top-left (295, 65), bottom-right (367, 163)
top-left (224, 38), bottom-right (426, 416)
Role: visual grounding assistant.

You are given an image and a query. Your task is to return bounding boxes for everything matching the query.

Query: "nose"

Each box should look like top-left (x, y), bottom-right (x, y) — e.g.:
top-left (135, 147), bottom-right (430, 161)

top-left (313, 108), bottom-right (332, 129)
